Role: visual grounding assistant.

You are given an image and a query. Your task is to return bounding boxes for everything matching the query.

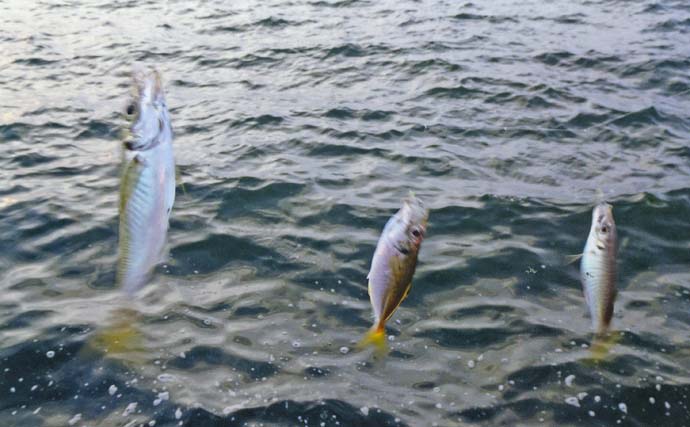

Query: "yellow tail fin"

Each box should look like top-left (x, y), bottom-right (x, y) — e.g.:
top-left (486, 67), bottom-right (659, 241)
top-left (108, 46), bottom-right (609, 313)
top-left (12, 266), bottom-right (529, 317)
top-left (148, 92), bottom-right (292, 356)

top-left (82, 309), bottom-right (145, 362)
top-left (585, 331), bottom-right (621, 364)
top-left (356, 325), bottom-right (388, 358)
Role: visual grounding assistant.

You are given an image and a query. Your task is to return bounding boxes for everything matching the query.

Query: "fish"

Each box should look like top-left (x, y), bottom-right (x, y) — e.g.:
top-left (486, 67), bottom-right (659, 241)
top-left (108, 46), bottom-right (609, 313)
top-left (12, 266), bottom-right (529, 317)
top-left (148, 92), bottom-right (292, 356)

top-left (358, 194), bottom-right (429, 355)
top-left (116, 68), bottom-right (176, 295)
top-left (580, 203), bottom-right (617, 335)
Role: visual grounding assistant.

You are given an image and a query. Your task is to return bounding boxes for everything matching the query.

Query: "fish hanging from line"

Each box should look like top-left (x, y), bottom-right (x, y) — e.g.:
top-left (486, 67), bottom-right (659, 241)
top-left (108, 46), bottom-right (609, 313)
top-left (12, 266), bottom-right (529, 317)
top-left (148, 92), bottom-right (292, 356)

top-left (580, 202), bottom-right (617, 335)
top-left (117, 68), bottom-right (176, 295)
top-left (358, 194), bottom-right (429, 356)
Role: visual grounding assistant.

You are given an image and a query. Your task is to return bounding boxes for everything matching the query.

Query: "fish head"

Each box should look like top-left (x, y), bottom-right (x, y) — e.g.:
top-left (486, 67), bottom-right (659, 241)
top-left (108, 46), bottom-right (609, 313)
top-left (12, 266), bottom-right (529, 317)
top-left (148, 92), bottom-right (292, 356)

top-left (592, 203), bottom-right (616, 249)
top-left (123, 68), bottom-right (169, 151)
top-left (399, 195), bottom-right (429, 250)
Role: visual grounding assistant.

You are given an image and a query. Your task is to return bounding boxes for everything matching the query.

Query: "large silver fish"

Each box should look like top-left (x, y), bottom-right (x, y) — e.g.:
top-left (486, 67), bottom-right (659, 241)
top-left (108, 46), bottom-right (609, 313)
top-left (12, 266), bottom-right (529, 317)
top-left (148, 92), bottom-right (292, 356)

top-left (117, 69), bottom-right (175, 294)
top-left (580, 203), bottom-right (617, 334)
top-left (359, 195), bottom-right (429, 353)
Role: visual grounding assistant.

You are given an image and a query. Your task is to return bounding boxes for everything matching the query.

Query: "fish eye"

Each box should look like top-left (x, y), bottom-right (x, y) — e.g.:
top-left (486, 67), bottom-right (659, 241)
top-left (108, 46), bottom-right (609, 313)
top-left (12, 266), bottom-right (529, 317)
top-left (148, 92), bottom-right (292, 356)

top-left (601, 226), bottom-right (608, 233)
top-left (411, 229), bottom-right (421, 238)
top-left (126, 103), bottom-right (136, 116)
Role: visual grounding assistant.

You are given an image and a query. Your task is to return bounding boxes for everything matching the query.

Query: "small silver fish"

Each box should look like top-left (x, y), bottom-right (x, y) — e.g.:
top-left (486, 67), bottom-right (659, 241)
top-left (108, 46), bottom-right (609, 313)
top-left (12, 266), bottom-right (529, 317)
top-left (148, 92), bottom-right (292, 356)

top-left (359, 194), bottom-right (429, 353)
top-left (117, 68), bottom-right (175, 294)
top-left (580, 203), bottom-right (617, 334)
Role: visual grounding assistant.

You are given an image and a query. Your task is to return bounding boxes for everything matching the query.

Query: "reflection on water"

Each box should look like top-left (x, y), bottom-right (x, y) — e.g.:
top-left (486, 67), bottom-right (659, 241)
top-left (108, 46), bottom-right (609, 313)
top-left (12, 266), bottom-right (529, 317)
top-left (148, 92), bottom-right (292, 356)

top-left (1, 0), bottom-right (690, 426)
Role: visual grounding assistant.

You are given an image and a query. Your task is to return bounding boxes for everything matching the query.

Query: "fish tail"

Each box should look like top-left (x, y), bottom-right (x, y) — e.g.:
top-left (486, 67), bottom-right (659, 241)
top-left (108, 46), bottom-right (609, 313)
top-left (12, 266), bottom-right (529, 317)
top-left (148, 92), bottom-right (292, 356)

top-left (83, 309), bottom-right (144, 359)
top-left (586, 330), bottom-right (621, 364)
top-left (356, 324), bottom-right (388, 357)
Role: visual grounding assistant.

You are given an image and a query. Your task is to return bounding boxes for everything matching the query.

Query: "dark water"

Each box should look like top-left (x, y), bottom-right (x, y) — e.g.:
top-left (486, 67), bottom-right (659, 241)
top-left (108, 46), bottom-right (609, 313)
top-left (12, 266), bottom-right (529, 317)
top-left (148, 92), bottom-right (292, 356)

top-left (2, 0), bottom-right (690, 426)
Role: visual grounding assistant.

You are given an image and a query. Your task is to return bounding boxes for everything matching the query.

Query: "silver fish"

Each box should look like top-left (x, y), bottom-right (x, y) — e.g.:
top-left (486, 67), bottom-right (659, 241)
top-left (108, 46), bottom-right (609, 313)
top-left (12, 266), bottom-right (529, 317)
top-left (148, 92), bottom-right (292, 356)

top-left (359, 194), bottom-right (429, 352)
top-left (117, 68), bottom-right (175, 294)
top-left (580, 203), bottom-right (617, 334)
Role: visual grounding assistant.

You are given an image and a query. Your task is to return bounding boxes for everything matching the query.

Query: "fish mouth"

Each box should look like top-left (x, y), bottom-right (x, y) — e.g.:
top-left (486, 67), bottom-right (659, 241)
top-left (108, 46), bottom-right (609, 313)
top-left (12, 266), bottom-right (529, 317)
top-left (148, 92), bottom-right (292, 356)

top-left (594, 203), bottom-right (614, 223)
top-left (403, 195), bottom-right (429, 224)
top-left (132, 67), bottom-right (164, 103)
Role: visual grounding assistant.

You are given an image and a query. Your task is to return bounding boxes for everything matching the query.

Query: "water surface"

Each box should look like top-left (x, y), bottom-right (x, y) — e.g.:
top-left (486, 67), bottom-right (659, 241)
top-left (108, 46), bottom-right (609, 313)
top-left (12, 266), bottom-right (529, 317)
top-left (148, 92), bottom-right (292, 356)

top-left (1, 0), bottom-right (690, 425)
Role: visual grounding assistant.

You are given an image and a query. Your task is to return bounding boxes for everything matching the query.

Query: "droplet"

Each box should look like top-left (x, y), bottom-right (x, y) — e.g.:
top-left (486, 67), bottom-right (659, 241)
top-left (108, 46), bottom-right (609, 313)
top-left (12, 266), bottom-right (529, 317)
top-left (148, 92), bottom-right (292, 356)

top-left (565, 375), bottom-right (575, 387)
top-left (122, 402), bottom-right (138, 417)
top-left (68, 413), bottom-right (82, 425)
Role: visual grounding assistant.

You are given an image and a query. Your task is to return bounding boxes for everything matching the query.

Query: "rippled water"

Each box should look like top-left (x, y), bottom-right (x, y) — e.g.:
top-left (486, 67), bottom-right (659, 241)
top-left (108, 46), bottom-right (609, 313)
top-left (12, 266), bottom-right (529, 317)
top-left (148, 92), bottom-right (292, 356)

top-left (2, 0), bottom-right (690, 426)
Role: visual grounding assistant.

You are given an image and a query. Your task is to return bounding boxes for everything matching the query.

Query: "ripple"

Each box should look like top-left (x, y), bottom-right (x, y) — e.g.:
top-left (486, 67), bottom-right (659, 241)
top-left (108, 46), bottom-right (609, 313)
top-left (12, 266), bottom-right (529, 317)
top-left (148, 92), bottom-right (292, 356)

top-left (324, 43), bottom-right (367, 58)
top-left (451, 13), bottom-right (518, 24)
top-left (423, 85), bottom-right (487, 99)
top-left (2, 0), bottom-right (690, 425)
top-left (184, 399), bottom-right (407, 426)
top-left (170, 233), bottom-right (294, 276)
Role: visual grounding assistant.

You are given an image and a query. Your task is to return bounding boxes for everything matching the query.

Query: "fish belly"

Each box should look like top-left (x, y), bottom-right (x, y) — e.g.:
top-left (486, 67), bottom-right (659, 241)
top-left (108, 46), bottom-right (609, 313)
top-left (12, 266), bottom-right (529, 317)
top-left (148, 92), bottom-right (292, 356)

top-left (581, 250), bottom-right (610, 332)
top-left (117, 148), bottom-right (174, 294)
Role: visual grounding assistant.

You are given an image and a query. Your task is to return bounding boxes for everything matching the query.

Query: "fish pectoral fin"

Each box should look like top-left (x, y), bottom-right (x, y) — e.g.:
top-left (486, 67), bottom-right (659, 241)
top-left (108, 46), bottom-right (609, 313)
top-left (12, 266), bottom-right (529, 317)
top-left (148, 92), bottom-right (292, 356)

top-left (619, 236), bottom-right (629, 253)
top-left (175, 165), bottom-right (187, 195)
top-left (564, 253), bottom-right (583, 265)
top-left (157, 243), bottom-right (171, 265)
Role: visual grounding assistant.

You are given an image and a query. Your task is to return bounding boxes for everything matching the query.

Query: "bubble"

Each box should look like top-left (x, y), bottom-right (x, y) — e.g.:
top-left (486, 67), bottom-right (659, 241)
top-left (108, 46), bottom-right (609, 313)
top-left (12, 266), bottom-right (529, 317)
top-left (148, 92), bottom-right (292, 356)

top-left (46, 351), bottom-right (55, 358)
top-left (339, 346), bottom-right (349, 354)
